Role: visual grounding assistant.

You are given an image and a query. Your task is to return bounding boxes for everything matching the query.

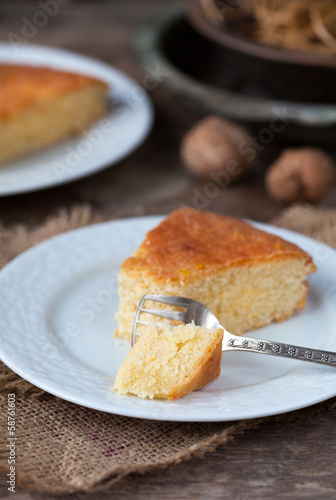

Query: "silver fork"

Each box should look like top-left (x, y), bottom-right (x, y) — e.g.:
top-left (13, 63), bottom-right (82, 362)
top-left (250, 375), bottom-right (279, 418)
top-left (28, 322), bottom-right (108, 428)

top-left (131, 294), bottom-right (336, 367)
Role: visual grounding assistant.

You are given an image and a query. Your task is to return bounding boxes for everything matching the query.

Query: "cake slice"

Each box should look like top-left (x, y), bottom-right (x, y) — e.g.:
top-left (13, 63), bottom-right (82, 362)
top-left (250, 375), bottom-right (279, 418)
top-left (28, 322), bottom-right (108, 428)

top-left (117, 207), bottom-right (316, 341)
top-left (0, 64), bottom-right (109, 164)
top-left (113, 322), bottom-right (223, 400)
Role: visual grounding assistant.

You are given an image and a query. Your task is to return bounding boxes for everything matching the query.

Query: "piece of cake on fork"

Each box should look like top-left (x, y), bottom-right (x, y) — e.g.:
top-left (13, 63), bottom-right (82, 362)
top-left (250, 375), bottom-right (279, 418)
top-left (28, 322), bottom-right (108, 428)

top-left (117, 207), bottom-right (316, 341)
top-left (0, 64), bottom-right (108, 164)
top-left (113, 321), bottom-right (223, 400)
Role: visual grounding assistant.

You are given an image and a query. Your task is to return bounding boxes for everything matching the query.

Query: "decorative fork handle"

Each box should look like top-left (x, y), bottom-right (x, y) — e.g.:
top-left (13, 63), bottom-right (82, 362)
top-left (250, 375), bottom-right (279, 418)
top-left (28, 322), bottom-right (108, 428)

top-left (225, 333), bottom-right (336, 366)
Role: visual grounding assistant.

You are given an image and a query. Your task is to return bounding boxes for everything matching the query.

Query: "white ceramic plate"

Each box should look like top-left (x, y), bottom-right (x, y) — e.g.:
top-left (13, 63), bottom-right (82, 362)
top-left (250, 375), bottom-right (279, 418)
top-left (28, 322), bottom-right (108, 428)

top-left (1, 216), bottom-right (336, 422)
top-left (0, 43), bottom-right (153, 196)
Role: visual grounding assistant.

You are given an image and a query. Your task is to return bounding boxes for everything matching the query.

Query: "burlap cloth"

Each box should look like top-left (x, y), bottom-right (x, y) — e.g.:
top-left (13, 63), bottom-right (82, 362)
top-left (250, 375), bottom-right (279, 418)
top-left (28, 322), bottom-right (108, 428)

top-left (1, 204), bottom-right (336, 495)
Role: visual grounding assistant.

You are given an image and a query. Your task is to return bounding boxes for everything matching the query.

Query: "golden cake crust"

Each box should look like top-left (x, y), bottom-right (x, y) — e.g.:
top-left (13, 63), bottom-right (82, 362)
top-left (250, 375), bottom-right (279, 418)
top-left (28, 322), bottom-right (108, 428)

top-left (166, 331), bottom-right (223, 400)
top-left (121, 207), bottom-right (317, 282)
top-left (0, 64), bottom-right (108, 121)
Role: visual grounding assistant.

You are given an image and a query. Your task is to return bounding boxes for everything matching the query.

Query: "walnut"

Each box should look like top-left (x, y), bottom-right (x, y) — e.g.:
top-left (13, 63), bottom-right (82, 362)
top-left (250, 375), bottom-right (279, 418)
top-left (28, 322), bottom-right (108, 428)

top-left (266, 147), bottom-right (336, 204)
top-left (180, 115), bottom-right (254, 182)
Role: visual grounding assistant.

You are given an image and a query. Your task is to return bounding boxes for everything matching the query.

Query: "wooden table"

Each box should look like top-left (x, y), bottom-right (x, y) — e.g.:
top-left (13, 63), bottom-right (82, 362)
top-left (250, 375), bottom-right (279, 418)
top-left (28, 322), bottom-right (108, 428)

top-left (1, 1), bottom-right (336, 498)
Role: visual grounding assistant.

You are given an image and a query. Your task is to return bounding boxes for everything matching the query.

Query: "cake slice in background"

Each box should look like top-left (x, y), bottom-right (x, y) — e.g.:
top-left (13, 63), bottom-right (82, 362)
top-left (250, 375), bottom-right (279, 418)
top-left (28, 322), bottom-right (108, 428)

top-left (117, 207), bottom-right (316, 341)
top-left (0, 65), bottom-right (108, 164)
top-left (113, 322), bottom-right (223, 400)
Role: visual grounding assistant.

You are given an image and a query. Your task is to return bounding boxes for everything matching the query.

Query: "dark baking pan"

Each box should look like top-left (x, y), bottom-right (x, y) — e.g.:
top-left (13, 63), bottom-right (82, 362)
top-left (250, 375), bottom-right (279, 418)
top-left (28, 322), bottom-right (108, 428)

top-left (187, 0), bottom-right (336, 103)
top-left (134, 2), bottom-right (336, 145)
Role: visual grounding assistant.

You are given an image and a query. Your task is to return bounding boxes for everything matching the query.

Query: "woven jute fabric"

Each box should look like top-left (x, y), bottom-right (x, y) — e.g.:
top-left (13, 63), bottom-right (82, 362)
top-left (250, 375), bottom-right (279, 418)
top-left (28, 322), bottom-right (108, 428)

top-left (1, 204), bottom-right (336, 495)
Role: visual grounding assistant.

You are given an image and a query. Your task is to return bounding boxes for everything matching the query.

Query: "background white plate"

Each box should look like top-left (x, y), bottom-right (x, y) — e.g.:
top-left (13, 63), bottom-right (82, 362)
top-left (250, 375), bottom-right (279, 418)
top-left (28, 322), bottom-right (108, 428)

top-left (1, 216), bottom-right (336, 422)
top-left (0, 43), bottom-right (153, 196)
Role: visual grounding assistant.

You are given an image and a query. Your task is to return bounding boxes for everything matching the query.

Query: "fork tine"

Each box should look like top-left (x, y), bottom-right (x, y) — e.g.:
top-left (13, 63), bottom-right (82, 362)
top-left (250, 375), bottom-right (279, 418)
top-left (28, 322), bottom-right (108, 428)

top-left (136, 320), bottom-right (148, 327)
top-left (131, 294), bottom-right (202, 347)
top-left (140, 308), bottom-right (187, 322)
top-left (143, 294), bottom-right (197, 308)
top-left (131, 295), bottom-right (147, 345)
top-left (132, 319), bottom-right (177, 345)
top-left (134, 320), bottom-right (175, 329)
